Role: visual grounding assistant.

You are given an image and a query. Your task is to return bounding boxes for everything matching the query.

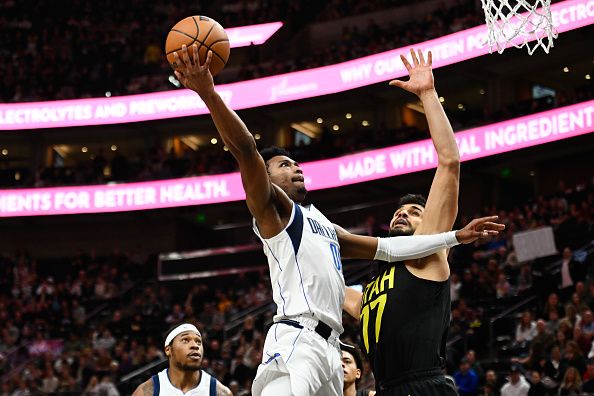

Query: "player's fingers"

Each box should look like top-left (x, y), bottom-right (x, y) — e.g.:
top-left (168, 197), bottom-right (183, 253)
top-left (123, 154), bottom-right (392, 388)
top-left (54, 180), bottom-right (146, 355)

top-left (417, 49), bottom-right (425, 65)
top-left (192, 44), bottom-right (200, 66)
top-left (474, 230), bottom-right (496, 238)
top-left (480, 230), bottom-right (498, 238)
top-left (181, 44), bottom-right (192, 66)
top-left (481, 222), bottom-right (506, 230)
top-left (174, 71), bottom-right (186, 85)
top-left (427, 51), bottom-right (433, 66)
top-left (410, 48), bottom-right (419, 66)
top-left (173, 52), bottom-right (183, 69)
top-left (475, 215), bottom-right (500, 224)
top-left (466, 215), bottom-right (495, 229)
top-left (400, 54), bottom-right (413, 71)
top-left (389, 79), bottom-right (406, 88)
top-left (205, 50), bottom-right (213, 69)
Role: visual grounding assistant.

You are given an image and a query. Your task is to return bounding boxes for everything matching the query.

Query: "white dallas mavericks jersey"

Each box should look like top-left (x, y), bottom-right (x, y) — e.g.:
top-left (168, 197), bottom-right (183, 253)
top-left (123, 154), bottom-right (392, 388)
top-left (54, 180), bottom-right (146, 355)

top-left (253, 203), bottom-right (346, 333)
top-left (151, 369), bottom-right (216, 396)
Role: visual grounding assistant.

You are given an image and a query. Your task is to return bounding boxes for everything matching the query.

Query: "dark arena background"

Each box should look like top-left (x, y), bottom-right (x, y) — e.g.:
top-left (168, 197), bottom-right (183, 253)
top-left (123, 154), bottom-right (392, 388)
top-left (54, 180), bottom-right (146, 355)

top-left (1, 0), bottom-right (593, 394)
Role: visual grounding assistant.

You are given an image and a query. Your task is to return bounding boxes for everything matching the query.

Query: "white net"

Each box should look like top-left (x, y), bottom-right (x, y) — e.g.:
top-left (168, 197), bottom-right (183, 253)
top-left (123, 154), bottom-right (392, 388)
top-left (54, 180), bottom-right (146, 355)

top-left (480, 0), bottom-right (558, 54)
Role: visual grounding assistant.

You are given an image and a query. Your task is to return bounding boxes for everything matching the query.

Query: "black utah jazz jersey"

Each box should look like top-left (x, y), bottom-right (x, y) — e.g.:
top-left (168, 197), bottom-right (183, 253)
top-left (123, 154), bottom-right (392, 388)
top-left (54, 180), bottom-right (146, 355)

top-left (359, 262), bottom-right (451, 384)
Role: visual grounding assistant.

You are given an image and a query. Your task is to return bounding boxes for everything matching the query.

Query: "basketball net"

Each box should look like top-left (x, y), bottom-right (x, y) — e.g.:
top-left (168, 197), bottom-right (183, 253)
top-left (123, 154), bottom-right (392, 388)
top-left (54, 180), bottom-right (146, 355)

top-left (480, 0), bottom-right (558, 54)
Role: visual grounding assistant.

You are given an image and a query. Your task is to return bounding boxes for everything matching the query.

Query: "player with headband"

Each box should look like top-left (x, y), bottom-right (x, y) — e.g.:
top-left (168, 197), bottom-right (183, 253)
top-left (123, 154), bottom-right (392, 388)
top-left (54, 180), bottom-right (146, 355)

top-left (132, 323), bottom-right (232, 396)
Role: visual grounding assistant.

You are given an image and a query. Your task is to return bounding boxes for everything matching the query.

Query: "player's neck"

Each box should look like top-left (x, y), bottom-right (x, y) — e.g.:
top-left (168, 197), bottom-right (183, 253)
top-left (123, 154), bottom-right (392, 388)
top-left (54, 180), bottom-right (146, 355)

top-left (168, 366), bottom-right (201, 392)
top-left (343, 382), bottom-right (357, 396)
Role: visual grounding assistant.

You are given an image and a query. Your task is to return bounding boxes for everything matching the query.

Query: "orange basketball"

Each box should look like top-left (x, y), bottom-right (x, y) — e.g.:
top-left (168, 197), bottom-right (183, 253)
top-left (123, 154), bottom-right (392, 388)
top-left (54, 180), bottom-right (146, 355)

top-left (165, 16), bottom-right (230, 76)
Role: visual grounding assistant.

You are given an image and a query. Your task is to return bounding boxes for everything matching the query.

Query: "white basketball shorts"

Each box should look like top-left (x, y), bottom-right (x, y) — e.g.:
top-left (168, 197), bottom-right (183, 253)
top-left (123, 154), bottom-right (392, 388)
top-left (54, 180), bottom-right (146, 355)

top-left (252, 317), bottom-right (343, 396)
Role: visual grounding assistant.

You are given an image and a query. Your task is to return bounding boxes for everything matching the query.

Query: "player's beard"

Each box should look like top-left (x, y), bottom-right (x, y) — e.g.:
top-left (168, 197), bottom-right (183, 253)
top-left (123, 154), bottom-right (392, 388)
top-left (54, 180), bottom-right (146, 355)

top-left (176, 361), bottom-right (201, 371)
top-left (389, 227), bottom-right (414, 237)
top-left (290, 185), bottom-right (307, 203)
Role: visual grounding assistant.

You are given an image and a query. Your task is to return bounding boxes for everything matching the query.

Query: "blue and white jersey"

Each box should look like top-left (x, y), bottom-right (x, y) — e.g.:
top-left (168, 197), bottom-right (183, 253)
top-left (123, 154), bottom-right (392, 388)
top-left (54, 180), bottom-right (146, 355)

top-left (253, 202), bottom-right (345, 334)
top-left (151, 369), bottom-right (216, 396)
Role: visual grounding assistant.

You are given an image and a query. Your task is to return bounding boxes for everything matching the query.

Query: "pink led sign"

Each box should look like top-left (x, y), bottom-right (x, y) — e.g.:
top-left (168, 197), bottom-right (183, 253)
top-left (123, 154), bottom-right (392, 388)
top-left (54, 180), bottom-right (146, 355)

top-left (226, 22), bottom-right (283, 47)
top-left (1, 0), bottom-right (593, 131)
top-left (1, 100), bottom-right (592, 217)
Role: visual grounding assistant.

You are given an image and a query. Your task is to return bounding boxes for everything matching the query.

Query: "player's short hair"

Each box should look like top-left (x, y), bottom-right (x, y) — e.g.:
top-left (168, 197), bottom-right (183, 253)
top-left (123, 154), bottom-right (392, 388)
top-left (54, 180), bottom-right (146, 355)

top-left (340, 342), bottom-right (363, 371)
top-left (259, 146), bottom-right (291, 165)
top-left (398, 193), bottom-right (427, 209)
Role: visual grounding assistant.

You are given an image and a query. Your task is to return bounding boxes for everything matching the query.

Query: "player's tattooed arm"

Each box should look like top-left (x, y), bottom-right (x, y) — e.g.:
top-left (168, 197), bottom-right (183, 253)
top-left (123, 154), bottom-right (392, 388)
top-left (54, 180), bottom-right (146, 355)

top-left (131, 379), bottom-right (153, 396)
top-left (217, 381), bottom-right (233, 396)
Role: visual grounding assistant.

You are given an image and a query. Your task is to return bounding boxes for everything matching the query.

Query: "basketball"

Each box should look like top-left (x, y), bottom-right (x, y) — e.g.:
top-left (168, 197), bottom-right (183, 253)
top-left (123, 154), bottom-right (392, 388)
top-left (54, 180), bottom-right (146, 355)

top-left (165, 16), bottom-right (230, 76)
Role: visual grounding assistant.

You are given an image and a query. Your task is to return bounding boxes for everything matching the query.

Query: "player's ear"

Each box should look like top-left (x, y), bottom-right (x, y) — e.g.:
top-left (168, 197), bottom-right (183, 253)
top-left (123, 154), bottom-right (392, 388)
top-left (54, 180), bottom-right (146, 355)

top-left (165, 345), bottom-right (171, 358)
top-left (356, 368), bottom-right (361, 380)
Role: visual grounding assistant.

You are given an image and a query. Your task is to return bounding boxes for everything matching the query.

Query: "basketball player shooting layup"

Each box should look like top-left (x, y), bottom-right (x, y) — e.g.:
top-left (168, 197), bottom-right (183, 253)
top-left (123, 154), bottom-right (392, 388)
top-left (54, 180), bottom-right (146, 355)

top-left (132, 323), bottom-right (232, 396)
top-left (342, 49), bottom-right (486, 396)
top-left (173, 46), bottom-right (503, 396)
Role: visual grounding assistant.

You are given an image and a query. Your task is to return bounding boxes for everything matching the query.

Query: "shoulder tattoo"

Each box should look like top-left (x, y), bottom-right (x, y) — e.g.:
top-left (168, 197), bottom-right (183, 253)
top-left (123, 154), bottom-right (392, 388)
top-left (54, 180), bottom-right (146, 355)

top-left (142, 380), bottom-right (154, 396)
top-left (216, 381), bottom-right (233, 396)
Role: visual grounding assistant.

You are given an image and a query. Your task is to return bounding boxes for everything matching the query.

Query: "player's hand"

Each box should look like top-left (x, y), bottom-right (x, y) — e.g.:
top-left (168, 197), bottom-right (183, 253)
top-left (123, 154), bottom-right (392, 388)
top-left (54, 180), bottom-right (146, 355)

top-left (455, 216), bottom-right (506, 244)
top-left (173, 44), bottom-right (215, 97)
top-left (389, 48), bottom-right (435, 98)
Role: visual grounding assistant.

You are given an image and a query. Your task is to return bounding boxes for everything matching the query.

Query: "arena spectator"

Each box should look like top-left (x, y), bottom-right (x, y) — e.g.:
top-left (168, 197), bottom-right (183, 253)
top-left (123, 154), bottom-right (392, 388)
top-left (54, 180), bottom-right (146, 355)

top-left (544, 345), bottom-right (568, 386)
top-left (543, 293), bottom-right (564, 318)
top-left (564, 341), bottom-right (587, 374)
top-left (515, 311), bottom-right (538, 348)
top-left (532, 319), bottom-right (555, 354)
top-left (454, 357), bottom-right (480, 396)
top-left (557, 366), bottom-right (582, 395)
top-left (500, 365), bottom-right (530, 396)
top-left (484, 370), bottom-right (501, 395)
top-left (582, 361), bottom-right (594, 392)
top-left (526, 371), bottom-right (547, 396)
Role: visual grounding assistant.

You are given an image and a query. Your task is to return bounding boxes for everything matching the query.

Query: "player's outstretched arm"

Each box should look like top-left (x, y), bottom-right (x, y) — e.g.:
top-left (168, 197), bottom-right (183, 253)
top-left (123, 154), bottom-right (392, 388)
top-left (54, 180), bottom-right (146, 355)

top-left (390, 49), bottom-right (459, 234)
top-left (341, 216), bottom-right (504, 320)
top-left (131, 379), bottom-right (153, 396)
top-left (335, 216), bottom-right (504, 260)
top-left (174, 45), bottom-right (291, 233)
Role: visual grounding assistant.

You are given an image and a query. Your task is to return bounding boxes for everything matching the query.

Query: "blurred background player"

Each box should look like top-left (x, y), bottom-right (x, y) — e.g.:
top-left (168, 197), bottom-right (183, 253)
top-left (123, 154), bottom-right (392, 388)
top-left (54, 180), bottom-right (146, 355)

top-left (132, 323), bottom-right (232, 396)
top-left (341, 342), bottom-right (376, 396)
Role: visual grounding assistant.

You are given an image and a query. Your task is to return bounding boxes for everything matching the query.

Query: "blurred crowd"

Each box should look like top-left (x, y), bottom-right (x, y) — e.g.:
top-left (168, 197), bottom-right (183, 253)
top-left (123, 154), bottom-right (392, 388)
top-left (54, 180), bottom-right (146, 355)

top-left (0, 0), bottom-right (483, 102)
top-left (0, 249), bottom-right (142, 395)
top-left (443, 179), bottom-right (594, 395)
top-left (0, 248), bottom-right (275, 395)
top-left (0, 176), bottom-right (592, 395)
top-left (316, 0), bottom-right (412, 21)
top-left (0, 0), bottom-right (205, 102)
top-left (227, 0), bottom-right (481, 83)
top-left (0, 249), bottom-right (355, 395)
